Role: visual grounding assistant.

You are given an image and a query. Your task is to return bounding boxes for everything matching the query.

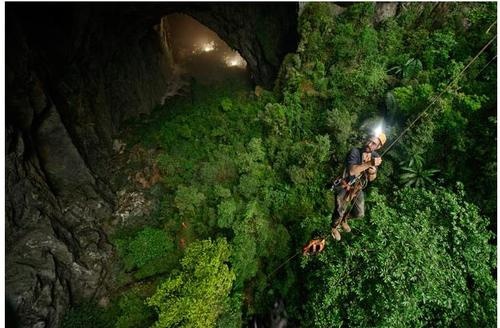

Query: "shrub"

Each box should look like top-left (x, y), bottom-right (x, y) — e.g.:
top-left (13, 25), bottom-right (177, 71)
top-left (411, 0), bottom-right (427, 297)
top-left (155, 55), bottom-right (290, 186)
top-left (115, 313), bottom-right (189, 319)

top-left (115, 227), bottom-right (174, 277)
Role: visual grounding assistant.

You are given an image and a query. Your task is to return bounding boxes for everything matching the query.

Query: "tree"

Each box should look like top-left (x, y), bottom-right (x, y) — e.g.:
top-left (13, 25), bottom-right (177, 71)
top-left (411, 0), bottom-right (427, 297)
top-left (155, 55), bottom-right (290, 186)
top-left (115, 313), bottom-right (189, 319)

top-left (147, 238), bottom-right (236, 328)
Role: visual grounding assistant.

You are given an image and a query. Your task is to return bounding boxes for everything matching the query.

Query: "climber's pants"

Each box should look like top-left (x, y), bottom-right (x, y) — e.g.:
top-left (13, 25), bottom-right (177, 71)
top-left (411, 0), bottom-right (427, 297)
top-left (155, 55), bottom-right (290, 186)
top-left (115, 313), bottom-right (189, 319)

top-left (331, 188), bottom-right (364, 227)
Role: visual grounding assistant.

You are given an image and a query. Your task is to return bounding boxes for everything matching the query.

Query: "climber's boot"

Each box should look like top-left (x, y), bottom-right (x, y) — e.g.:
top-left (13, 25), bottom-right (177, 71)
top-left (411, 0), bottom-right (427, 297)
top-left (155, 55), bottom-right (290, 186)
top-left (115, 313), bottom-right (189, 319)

top-left (341, 221), bottom-right (351, 233)
top-left (331, 227), bottom-right (341, 241)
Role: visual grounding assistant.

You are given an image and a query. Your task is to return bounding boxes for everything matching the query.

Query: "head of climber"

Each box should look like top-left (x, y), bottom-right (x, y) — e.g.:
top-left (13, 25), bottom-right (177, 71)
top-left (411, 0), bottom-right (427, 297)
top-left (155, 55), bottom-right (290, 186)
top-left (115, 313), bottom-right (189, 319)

top-left (364, 131), bottom-right (386, 153)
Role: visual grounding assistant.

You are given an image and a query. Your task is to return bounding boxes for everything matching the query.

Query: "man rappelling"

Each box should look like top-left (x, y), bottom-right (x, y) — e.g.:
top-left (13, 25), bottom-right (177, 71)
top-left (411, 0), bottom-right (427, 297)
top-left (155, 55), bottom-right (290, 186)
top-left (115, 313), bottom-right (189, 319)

top-left (330, 131), bottom-right (386, 241)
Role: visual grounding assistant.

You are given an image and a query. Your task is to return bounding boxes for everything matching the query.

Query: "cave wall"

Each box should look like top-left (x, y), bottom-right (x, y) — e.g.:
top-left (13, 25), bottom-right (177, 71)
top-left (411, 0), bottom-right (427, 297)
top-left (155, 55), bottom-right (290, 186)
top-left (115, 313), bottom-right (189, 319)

top-left (6, 3), bottom-right (298, 327)
top-left (6, 4), bottom-right (174, 328)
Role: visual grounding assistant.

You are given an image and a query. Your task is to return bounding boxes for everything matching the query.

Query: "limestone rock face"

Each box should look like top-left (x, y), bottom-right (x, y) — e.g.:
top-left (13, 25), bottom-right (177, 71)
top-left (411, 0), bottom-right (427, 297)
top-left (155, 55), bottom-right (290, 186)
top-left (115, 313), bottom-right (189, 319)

top-left (6, 5), bottom-right (172, 328)
top-left (6, 3), bottom-right (298, 327)
top-left (6, 121), bottom-right (113, 328)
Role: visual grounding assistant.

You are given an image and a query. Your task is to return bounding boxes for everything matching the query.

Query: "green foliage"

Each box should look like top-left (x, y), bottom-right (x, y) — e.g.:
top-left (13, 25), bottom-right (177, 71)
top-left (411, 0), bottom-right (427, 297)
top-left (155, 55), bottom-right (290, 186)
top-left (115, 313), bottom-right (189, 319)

top-left (298, 3), bottom-right (335, 64)
top-left (147, 238), bottom-right (235, 328)
top-left (115, 227), bottom-right (174, 279)
top-left (302, 186), bottom-right (495, 327)
top-left (61, 301), bottom-right (117, 328)
top-left (174, 185), bottom-right (206, 219)
top-left (220, 97), bottom-right (233, 112)
top-left (399, 153), bottom-right (440, 187)
top-left (217, 198), bottom-right (237, 228)
top-left (422, 31), bottom-right (458, 69)
top-left (115, 289), bottom-right (155, 328)
top-left (325, 107), bottom-right (357, 160)
top-left (230, 220), bottom-right (259, 288)
top-left (216, 293), bottom-right (243, 328)
top-left (403, 58), bottom-right (423, 79)
top-left (392, 84), bottom-right (434, 115)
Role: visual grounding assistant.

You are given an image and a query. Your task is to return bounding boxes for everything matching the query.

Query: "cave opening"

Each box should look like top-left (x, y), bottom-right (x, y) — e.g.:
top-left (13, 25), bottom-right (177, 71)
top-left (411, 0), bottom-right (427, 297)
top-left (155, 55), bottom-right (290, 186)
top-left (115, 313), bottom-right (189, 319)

top-left (163, 13), bottom-right (251, 90)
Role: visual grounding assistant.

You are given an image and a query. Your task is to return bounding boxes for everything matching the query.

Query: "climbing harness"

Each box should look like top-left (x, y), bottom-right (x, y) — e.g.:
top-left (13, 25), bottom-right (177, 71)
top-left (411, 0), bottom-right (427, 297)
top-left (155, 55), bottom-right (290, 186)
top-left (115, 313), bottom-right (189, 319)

top-left (331, 175), bottom-right (359, 192)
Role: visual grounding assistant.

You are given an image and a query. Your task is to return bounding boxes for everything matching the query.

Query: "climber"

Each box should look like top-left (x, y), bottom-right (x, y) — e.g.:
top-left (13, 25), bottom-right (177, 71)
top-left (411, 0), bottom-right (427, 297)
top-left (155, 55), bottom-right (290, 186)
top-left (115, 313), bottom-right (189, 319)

top-left (330, 132), bottom-right (386, 241)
